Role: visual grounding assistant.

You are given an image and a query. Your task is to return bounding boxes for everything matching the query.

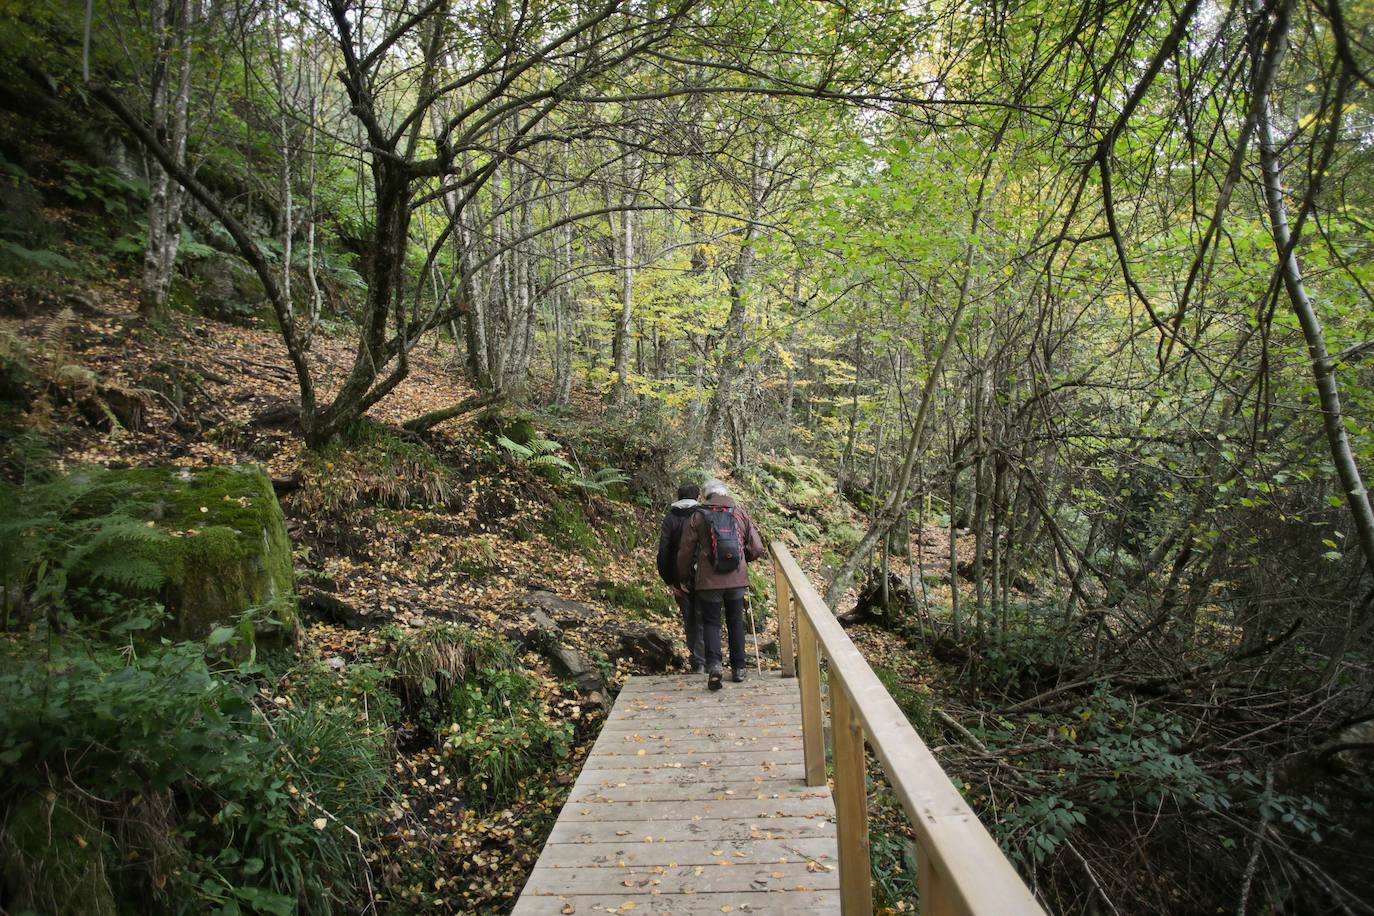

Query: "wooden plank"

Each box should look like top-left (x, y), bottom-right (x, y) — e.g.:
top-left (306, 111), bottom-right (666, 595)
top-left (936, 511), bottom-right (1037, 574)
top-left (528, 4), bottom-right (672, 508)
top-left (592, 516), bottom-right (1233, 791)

top-left (830, 680), bottom-right (872, 915)
top-left (576, 763), bottom-right (807, 785)
top-left (510, 890), bottom-right (841, 915)
top-left (532, 837), bottom-right (838, 869)
top-left (516, 673), bottom-right (841, 914)
top-left (616, 680), bottom-right (799, 694)
top-left (591, 733), bottom-right (803, 749)
top-left (607, 708), bottom-right (802, 719)
top-left (796, 611), bottom-right (826, 787)
top-left (521, 862), bottom-right (840, 895)
top-left (557, 797), bottom-right (835, 823)
top-left (771, 541), bottom-right (1045, 915)
top-left (582, 750), bottom-right (804, 769)
top-left (547, 816), bottom-right (836, 845)
top-left (567, 782), bottom-right (821, 805)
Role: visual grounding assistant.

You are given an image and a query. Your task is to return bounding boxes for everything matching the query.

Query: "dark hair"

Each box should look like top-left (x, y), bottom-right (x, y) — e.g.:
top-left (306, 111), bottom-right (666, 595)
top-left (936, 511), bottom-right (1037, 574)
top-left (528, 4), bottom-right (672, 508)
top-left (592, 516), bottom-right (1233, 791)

top-left (677, 482), bottom-right (700, 500)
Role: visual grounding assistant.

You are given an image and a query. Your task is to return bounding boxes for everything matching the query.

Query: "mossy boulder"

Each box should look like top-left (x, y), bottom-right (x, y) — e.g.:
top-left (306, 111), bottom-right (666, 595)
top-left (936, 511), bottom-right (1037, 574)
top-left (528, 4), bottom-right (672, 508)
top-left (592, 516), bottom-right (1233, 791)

top-left (0, 792), bottom-right (116, 916)
top-left (109, 464), bottom-right (296, 644)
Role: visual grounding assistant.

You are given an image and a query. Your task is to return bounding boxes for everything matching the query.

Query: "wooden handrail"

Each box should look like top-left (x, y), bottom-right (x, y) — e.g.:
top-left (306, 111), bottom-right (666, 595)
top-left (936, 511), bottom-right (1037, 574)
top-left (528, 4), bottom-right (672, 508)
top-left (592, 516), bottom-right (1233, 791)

top-left (770, 540), bottom-right (1045, 915)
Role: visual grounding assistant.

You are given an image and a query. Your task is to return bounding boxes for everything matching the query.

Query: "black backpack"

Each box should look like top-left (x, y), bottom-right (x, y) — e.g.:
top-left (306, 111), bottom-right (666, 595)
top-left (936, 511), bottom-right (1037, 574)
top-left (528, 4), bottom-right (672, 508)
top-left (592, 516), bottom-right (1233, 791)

top-left (698, 505), bottom-right (743, 573)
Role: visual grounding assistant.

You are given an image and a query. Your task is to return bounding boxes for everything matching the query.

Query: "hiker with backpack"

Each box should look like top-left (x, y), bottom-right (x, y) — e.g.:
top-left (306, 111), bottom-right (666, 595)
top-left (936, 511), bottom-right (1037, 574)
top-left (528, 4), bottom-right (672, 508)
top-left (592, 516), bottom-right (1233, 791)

top-left (657, 482), bottom-right (705, 673)
top-left (676, 478), bottom-right (765, 690)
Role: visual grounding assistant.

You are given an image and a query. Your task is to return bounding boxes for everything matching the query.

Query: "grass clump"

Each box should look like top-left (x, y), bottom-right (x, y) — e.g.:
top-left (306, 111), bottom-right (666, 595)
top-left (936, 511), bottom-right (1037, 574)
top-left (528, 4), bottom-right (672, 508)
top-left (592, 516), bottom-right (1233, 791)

top-left (598, 580), bottom-right (675, 620)
top-left (380, 621), bottom-right (572, 810)
top-left (296, 419), bottom-right (457, 516)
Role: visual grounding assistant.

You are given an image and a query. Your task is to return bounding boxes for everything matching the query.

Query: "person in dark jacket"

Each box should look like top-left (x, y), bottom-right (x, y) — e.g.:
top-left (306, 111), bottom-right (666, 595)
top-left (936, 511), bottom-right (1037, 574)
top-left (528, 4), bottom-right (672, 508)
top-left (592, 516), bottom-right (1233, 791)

top-left (657, 482), bottom-right (704, 672)
top-left (676, 478), bottom-right (765, 690)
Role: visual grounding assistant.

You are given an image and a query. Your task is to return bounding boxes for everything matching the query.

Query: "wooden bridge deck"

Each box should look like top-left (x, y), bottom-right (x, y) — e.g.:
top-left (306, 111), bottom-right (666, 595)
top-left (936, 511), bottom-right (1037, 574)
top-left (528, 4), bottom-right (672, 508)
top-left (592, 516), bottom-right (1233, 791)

top-left (512, 674), bottom-right (840, 915)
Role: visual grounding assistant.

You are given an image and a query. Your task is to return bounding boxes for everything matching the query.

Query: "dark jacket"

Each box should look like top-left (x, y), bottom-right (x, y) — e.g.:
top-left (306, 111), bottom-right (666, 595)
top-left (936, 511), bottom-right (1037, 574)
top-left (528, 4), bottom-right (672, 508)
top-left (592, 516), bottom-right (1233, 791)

top-left (676, 493), bottom-right (765, 591)
top-left (656, 498), bottom-right (699, 586)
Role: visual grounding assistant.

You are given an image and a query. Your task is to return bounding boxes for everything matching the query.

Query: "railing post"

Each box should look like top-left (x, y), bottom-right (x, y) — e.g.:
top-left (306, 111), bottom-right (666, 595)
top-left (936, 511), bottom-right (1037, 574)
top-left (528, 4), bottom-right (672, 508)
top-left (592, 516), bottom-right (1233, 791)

top-left (773, 554), bottom-right (796, 678)
top-left (831, 679), bottom-right (872, 915)
top-left (797, 614), bottom-right (826, 786)
top-left (918, 842), bottom-right (956, 916)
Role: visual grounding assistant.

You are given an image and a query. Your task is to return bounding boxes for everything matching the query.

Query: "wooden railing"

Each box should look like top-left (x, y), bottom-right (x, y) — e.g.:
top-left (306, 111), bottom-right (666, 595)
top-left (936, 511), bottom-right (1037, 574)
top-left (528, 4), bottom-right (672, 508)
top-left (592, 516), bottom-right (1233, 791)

top-left (770, 541), bottom-right (1045, 915)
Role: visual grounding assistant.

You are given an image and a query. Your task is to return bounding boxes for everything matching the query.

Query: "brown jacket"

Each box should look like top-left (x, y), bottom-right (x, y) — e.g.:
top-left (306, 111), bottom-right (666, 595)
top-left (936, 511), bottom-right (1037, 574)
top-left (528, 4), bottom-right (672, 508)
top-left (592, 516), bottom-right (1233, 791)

top-left (676, 493), bottom-right (765, 591)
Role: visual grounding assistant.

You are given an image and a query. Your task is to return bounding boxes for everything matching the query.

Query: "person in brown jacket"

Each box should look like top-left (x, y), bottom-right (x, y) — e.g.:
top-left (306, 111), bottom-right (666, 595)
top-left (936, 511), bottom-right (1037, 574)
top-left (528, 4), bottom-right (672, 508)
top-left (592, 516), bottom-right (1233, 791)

top-left (676, 478), bottom-right (765, 690)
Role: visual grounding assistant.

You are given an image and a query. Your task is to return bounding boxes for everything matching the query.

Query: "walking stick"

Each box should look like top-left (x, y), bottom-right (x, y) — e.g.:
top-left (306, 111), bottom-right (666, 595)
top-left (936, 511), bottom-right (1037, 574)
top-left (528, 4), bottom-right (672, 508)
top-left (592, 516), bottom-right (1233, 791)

top-left (745, 595), bottom-right (762, 674)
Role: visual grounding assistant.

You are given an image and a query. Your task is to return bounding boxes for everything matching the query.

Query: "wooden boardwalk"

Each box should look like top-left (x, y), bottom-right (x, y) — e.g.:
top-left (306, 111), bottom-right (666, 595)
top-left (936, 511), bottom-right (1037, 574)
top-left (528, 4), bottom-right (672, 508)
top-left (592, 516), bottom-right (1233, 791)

top-left (512, 674), bottom-right (840, 915)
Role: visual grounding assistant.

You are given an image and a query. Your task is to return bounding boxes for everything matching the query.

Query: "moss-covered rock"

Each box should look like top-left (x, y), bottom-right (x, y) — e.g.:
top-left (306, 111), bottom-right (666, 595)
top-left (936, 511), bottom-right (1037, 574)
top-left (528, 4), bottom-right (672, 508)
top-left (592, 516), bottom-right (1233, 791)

top-left (0, 792), bottom-right (116, 916)
top-left (109, 464), bottom-right (296, 644)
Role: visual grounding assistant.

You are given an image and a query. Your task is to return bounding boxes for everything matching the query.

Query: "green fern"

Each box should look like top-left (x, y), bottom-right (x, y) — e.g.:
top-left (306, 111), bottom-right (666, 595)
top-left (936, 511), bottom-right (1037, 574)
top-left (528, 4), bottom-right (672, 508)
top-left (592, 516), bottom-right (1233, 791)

top-left (0, 467), bottom-right (173, 620)
top-left (571, 466), bottom-right (631, 493)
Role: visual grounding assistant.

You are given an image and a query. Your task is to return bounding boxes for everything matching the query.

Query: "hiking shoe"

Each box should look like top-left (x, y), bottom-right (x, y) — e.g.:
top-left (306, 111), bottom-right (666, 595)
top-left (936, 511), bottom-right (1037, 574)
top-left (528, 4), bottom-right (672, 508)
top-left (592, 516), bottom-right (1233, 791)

top-left (707, 666), bottom-right (723, 691)
top-left (691, 663), bottom-right (706, 674)
top-left (731, 668), bottom-right (747, 683)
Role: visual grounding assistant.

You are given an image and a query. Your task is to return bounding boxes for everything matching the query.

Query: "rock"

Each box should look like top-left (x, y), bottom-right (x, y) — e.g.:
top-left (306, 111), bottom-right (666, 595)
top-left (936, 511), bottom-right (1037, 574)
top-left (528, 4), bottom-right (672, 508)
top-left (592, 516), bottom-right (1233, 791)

top-left (527, 607), bottom-right (560, 638)
top-left (298, 586), bottom-right (371, 629)
top-left (523, 589), bottom-right (593, 627)
top-left (0, 164), bottom-right (51, 249)
top-left (0, 794), bottom-right (115, 916)
top-left (185, 252), bottom-right (265, 323)
top-left (547, 643), bottom-right (604, 695)
top-left (325, 656), bottom-right (346, 670)
top-left (251, 398), bottom-right (301, 429)
top-left (78, 465), bottom-right (296, 646)
top-left (611, 623), bottom-right (676, 673)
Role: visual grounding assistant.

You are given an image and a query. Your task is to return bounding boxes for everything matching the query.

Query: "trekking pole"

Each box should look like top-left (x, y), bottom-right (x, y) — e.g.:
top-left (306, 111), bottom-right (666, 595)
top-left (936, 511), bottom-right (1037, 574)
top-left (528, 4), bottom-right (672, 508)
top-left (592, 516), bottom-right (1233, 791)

top-left (746, 595), bottom-right (762, 674)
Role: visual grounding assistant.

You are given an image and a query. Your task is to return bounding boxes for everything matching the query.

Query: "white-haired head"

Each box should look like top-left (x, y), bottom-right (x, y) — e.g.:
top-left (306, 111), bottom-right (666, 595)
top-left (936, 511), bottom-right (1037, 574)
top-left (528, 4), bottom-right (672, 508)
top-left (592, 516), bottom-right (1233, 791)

top-left (702, 478), bottom-right (729, 499)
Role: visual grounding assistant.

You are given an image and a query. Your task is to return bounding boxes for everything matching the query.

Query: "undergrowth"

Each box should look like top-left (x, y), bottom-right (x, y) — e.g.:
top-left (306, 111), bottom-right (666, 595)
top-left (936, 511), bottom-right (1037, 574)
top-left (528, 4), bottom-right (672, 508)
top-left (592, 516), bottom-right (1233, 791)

top-left (296, 420), bottom-right (459, 517)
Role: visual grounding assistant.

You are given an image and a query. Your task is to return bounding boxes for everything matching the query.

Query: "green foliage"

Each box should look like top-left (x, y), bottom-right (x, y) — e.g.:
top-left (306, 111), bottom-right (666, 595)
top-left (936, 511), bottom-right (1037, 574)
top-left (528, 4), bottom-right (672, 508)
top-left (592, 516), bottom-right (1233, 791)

top-left (440, 669), bottom-right (572, 810)
top-left (59, 159), bottom-right (146, 217)
top-left (873, 664), bottom-right (932, 734)
top-left (497, 433), bottom-right (575, 475)
top-left (0, 628), bottom-right (387, 914)
top-left (381, 623), bottom-right (570, 809)
top-left (598, 580), bottom-right (675, 619)
top-left (868, 818), bottom-right (918, 910)
top-left (298, 420), bottom-right (457, 515)
top-left (0, 237), bottom-right (81, 273)
top-left (381, 620), bottom-right (516, 723)
top-left (571, 465), bottom-right (632, 494)
top-left (0, 465), bottom-right (173, 626)
top-left (542, 499), bottom-right (601, 556)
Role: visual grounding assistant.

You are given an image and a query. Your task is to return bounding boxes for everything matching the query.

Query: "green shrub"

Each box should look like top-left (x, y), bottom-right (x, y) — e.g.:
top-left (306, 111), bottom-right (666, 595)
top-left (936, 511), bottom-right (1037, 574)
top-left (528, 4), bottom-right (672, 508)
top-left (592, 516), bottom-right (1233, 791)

top-left (0, 633), bottom-right (387, 914)
top-left (380, 620), bottom-right (515, 725)
top-left (440, 669), bottom-right (572, 809)
top-left (380, 625), bottom-right (573, 809)
top-left (873, 664), bottom-right (932, 734)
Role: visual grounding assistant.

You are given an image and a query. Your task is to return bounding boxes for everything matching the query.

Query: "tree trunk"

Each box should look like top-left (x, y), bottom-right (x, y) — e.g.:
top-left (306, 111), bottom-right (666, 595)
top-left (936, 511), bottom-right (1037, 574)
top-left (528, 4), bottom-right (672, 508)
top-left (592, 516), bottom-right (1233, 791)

top-left (1255, 0), bottom-right (1374, 583)
top-left (140, 0), bottom-right (193, 322)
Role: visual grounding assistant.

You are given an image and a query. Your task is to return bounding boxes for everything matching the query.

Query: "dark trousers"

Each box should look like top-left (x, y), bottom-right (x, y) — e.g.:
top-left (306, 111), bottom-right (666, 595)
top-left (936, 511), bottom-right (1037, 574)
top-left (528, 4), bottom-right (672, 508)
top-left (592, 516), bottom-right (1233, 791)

top-left (675, 592), bottom-right (703, 669)
top-left (696, 586), bottom-right (747, 671)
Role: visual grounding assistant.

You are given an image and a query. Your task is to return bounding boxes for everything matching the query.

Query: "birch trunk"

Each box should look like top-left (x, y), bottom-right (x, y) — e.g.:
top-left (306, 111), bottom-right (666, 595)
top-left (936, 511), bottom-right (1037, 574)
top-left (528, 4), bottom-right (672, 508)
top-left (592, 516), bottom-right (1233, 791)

top-left (1255, 0), bottom-right (1374, 580)
top-left (140, 0), bottom-right (193, 321)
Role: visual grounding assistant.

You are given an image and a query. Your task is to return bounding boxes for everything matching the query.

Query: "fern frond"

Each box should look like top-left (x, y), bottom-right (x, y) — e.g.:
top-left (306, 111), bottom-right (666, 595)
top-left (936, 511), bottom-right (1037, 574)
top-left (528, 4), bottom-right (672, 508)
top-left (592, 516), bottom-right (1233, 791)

top-left (495, 435), bottom-right (534, 460)
top-left (530, 454), bottom-right (574, 473)
top-left (527, 436), bottom-right (564, 456)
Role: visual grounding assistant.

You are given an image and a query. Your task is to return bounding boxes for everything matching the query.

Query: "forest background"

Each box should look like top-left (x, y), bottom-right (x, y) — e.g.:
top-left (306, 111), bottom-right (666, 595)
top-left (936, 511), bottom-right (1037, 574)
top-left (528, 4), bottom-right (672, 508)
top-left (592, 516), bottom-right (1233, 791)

top-left (0, 0), bottom-right (1373, 912)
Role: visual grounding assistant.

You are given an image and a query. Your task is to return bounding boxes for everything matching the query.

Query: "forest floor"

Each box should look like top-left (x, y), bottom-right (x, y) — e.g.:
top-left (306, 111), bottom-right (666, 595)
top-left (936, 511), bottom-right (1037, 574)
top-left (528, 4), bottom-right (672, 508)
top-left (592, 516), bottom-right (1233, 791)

top-left (1, 278), bottom-right (820, 912)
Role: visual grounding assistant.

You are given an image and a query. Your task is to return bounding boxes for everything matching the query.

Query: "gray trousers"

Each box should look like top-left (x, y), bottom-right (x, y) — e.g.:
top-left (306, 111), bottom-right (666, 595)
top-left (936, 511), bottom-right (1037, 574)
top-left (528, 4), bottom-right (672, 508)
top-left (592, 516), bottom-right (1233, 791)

top-left (675, 593), bottom-right (703, 669)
